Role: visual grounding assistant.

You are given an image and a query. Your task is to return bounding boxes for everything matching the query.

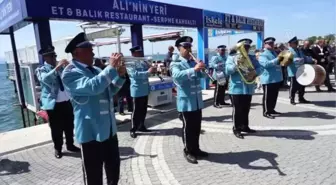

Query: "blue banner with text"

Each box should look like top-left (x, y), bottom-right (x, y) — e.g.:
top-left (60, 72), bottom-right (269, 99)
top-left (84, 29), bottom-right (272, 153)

top-left (0, 0), bottom-right (24, 33)
top-left (223, 13), bottom-right (264, 31)
top-left (203, 10), bottom-right (224, 28)
top-left (150, 82), bottom-right (175, 91)
top-left (25, 0), bottom-right (203, 27)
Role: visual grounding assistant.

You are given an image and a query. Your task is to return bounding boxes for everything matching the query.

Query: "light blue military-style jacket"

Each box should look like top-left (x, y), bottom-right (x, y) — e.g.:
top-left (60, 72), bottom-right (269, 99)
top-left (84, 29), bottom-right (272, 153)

top-left (35, 63), bottom-right (63, 110)
top-left (127, 60), bottom-right (150, 98)
top-left (62, 60), bottom-right (125, 144)
top-left (170, 55), bottom-right (206, 112)
top-left (287, 47), bottom-right (314, 77)
top-left (258, 49), bottom-right (283, 84)
top-left (225, 54), bottom-right (264, 95)
top-left (209, 53), bottom-right (227, 80)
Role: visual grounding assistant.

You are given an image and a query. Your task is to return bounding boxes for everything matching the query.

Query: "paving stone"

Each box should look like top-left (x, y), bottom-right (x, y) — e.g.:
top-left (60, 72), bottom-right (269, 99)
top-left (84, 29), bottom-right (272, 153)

top-left (0, 89), bottom-right (335, 185)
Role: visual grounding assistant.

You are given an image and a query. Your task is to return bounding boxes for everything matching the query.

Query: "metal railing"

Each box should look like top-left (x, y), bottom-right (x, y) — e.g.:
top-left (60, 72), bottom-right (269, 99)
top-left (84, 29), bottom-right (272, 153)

top-left (6, 63), bottom-right (16, 80)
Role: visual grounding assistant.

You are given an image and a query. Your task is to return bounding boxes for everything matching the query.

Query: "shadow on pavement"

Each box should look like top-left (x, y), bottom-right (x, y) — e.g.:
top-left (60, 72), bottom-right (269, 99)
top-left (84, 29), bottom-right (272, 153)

top-left (205, 150), bottom-right (286, 176)
top-left (202, 115), bottom-right (232, 122)
top-left (119, 147), bottom-right (157, 161)
top-left (63, 152), bottom-right (82, 158)
top-left (280, 111), bottom-right (335, 120)
top-left (0, 159), bottom-right (30, 176)
top-left (247, 130), bottom-right (317, 140)
top-left (311, 100), bottom-right (336, 108)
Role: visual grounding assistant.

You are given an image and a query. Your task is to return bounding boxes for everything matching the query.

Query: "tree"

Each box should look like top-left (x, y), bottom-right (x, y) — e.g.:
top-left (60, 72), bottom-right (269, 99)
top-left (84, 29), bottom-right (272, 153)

top-left (324, 34), bottom-right (335, 42)
top-left (307, 36), bottom-right (317, 44)
top-left (306, 34), bottom-right (335, 44)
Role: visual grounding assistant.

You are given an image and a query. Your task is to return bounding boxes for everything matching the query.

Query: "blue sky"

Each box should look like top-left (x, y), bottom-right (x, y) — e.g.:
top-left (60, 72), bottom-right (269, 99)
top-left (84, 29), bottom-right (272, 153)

top-left (0, 0), bottom-right (335, 61)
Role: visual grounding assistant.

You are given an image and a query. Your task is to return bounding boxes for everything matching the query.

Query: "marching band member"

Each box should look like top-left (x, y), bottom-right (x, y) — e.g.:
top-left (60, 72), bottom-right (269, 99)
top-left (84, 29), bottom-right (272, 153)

top-left (225, 38), bottom-right (263, 139)
top-left (287, 36), bottom-right (315, 105)
top-left (259, 37), bottom-right (283, 119)
top-left (35, 46), bottom-right (80, 159)
top-left (210, 45), bottom-right (230, 108)
top-left (127, 46), bottom-right (157, 138)
top-left (170, 36), bottom-right (208, 164)
top-left (62, 32), bottom-right (125, 185)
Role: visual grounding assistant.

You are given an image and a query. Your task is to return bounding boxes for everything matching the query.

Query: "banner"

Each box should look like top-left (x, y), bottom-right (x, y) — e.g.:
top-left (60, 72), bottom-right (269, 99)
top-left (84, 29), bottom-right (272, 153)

top-left (26, 0), bottom-right (203, 27)
top-left (203, 10), bottom-right (224, 28)
top-left (223, 13), bottom-right (264, 31)
top-left (0, 0), bottom-right (24, 33)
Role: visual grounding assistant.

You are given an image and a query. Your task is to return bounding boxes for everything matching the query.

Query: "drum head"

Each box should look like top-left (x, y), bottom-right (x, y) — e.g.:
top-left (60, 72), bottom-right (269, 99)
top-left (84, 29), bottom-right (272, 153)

top-left (312, 65), bottom-right (326, 85)
top-left (296, 64), bottom-right (315, 86)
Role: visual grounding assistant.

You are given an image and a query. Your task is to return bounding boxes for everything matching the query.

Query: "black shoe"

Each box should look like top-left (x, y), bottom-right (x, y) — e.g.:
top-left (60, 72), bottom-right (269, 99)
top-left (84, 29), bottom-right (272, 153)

top-left (328, 88), bottom-right (336, 92)
top-left (299, 99), bottom-right (311, 104)
top-left (242, 127), bottom-right (257, 134)
top-left (220, 102), bottom-right (231, 106)
top-left (67, 145), bottom-right (80, 152)
top-left (290, 99), bottom-right (296, 105)
top-left (183, 151), bottom-right (198, 164)
top-left (55, 150), bottom-right (63, 159)
top-left (263, 113), bottom-right (275, 119)
top-left (213, 104), bottom-right (223, 108)
top-left (316, 88), bottom-right (322, 92)
top-left (233, 128), bottom-right (244, 139)
top-left (119, 112), bottom-right (126, 116)
top-left (128, 109), bottom-right (133, 112)
top-left (130, 131), bottom-right (137, 138)
top-left (196, 150), bottom-right (209, 158)
top-left (138, 127), bottom-right (152, 132)
top-left (270, 110), bottom-right (282, 116)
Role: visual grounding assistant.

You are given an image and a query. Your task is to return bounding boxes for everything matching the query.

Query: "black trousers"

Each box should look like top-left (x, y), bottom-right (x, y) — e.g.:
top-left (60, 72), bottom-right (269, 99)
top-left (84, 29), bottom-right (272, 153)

top-left (81, 134), bottom-right (120, 185)
top-left (131, 96), bottom-right (148, 131)
top-left (213, 79), bottom-right (229, 105)
top-left (180, 109), bottom-right (202, 155)
top-left (118, 94), bottom-right (133, 113)
top-left (231, 95), bottom-right (252, 131)
top-left (315, 64), bottom-right (333, 89)
top-left (262, 82), bottom-right (281, 114)
top-left (281, 66), bottom-right (288, 86)
top-left (289, 77), bottom-right (305, 100)
top-left (46, 101), bottom-right (74, 151)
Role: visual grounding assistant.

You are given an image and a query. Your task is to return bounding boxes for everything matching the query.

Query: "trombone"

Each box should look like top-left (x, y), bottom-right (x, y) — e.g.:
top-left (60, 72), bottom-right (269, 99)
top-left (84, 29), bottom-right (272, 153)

top-left (189, 52), bottom-right (215, 82)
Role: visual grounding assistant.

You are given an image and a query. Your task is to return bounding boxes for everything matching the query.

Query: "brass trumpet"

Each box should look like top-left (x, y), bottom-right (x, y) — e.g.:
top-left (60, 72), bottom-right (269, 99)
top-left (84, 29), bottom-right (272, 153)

top-left (189, 52), bottom-right (216, 82)
top-left (120, 56), bottom-right (164, 82)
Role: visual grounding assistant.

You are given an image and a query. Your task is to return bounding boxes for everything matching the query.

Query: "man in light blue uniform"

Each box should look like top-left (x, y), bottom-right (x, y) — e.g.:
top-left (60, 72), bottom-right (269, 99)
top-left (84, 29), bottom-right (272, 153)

top-left (62, 32), bottom-right (125, 185)
top-left (35, 46), bottom-right (80, 159)
top-left (226, 38), bottom-right (264, 139)
top-left (287, 36), bottom-right (315, 105)
top-left (170, 36), bottom-right (208, 164)
top-left (259, 37), bottom-right (283, 119)
top-left (127, 46), bottom-right (157, 138)
top-left (210, 45), bottom-right (231, 108)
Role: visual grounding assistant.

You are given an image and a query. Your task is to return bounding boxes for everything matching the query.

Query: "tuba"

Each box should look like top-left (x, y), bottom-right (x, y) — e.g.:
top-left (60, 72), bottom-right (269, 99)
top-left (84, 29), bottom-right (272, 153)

top-left (232, 42), bottom-right (257, 84)
top-left (278, 50), bottom-right (294, 66)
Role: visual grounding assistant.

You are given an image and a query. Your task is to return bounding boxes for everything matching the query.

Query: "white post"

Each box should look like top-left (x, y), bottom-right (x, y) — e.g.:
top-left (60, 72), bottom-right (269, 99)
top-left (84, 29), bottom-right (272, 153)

top-left (117, 28), bottom-right (121, 53)
top-left (228, 35), bottom-right (231, 48)
top-left (97, 46), bottom-right (101, 57)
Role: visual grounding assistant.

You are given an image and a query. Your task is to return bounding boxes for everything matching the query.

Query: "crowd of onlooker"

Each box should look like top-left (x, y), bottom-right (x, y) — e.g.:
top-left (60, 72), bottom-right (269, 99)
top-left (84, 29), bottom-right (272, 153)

top-left (253, 39), bottom-right (336, 91)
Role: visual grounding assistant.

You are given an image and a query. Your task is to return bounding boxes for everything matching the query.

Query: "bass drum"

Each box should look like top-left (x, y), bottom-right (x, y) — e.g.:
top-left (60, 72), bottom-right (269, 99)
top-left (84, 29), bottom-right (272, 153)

top-left (296, 64), bottom-right (326, 86)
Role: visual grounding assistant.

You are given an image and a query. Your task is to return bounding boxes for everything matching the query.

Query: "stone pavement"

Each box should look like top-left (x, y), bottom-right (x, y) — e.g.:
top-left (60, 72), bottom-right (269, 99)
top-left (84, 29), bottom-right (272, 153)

top-left (0, 87), bottom-right (335, 185)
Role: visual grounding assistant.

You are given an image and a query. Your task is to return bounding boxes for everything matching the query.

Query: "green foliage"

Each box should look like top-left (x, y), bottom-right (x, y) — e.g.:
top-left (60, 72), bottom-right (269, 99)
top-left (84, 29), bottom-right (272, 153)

top-left (306, 34), bottom-right (335, 44)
